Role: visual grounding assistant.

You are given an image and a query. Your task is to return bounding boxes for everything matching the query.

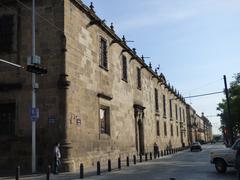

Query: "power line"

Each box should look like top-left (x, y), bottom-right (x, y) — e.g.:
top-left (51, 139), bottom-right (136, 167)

top-left (184, 91), bottom-right (223, 99)
top-left (15, 0), bottom-right (63, 32)
top-left (0, 1), bottom-right (84, 54)
top-left (184, 78), bottom-right (223, 93)
top-left (205, 115), bottom-right (218, 118)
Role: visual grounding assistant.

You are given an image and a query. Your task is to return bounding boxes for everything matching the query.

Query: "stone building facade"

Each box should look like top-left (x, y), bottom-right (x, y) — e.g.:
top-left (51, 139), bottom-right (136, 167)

top-left (186, 104), bottom-right (213, 144)
top-left (0, 0), bottom-right (209, 172)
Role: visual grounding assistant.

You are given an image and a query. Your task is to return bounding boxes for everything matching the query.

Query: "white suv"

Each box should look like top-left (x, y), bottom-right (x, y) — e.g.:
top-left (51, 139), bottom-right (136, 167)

top-left (210, 138), bottom-right (240, 173)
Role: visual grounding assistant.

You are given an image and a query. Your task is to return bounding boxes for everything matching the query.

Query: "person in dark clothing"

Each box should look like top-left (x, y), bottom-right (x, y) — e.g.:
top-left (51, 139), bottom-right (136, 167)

top-left (153, 142), bottom-right (159, 158)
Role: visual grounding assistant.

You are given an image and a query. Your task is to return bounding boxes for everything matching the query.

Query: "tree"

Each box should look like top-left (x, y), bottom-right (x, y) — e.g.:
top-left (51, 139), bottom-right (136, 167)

top-left (217, 73), bottom-right (240, 141)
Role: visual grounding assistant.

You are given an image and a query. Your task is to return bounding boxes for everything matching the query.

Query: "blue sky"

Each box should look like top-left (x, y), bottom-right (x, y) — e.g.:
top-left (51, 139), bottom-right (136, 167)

top-left (82, 0), bottom-right (240, 134)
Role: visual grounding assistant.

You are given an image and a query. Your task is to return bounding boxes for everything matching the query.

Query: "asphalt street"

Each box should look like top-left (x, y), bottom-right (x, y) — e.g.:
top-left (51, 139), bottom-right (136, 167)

top-left (1, 143), bottom-right (237, 180)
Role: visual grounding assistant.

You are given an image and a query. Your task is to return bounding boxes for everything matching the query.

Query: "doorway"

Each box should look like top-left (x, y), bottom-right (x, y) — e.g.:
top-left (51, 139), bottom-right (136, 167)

top-left (138, 120), bottom-right (144, 155)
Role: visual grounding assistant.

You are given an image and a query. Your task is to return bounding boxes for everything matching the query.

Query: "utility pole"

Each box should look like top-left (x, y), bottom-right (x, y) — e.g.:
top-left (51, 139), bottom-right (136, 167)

top-left (223, 75), bottom-right (233, 146)
top-left (31, 0), bottom-right (37, 173)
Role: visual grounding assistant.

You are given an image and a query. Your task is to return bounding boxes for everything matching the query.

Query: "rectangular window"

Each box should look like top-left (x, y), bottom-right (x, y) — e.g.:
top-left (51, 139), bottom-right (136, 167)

top-left (163, 95), bottom-right (166, 117)
top-left (171, 124), bottom-right (173, 136)
top-left (156, 120), bottom-right (160, 136)
top-left (179, 107), bottom-right (182, 121)
top-left (164, 122), bottom-right (167, 136)
top-left (100, 38), bottom-right (108, 69)
top-left (175, 104), bottom-right (178, 120)
top-left (177, 126), bottom-right (179, 137)
top-left (169, 99), bottom-right (172, 119)
top-left (183, 109), bottom-right (185, 122)
top-left (100, 106), bottom-right (110, 135)
top-left (137, 67), bottom-right (141, 89)
top-left (0, 15), bottom-right (14, 52)
top-left (122, 55), bottom-right (128, 81)
top-left (155, 89), bottom-right (159, 112)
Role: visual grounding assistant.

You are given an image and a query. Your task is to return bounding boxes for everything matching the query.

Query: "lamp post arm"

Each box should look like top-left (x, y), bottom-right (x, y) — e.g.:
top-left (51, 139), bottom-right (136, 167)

top-left (0, 59), bottom-right (23, 68)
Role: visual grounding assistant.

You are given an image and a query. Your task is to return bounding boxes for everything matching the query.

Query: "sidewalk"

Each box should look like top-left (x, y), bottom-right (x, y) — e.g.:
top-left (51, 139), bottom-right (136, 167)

top-left (0, 148), bottom-right (189, 180)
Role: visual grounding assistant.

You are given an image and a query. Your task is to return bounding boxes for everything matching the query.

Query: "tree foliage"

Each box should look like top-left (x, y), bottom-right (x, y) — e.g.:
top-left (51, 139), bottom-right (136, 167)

top-left (217, 73), bottom-right (240, 137)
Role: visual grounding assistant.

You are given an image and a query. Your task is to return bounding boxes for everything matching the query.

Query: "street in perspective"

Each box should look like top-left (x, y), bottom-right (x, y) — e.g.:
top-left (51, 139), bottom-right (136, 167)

top-left (0, 143), bottom-right (236, 180)
top-left (0, 0), bottom-right (240, 180)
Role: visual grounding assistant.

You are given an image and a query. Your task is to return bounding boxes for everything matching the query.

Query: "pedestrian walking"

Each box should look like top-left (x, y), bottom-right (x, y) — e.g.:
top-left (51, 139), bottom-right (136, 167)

top-left (53, 142), bottom-right (61, 174)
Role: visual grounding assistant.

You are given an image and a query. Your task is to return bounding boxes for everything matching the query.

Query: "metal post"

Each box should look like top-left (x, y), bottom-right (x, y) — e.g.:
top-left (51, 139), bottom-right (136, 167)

top-left (139, 154), bottom-right (142, 162)
top-left (31, 0), bottom-right (37, 173)
top-left (80, 163), bottom-right (84, 179)
top-left (150, 152), bottom-right (152, 160)
top-left (108, 159), bottom-right (111, 172)
top-left (118, 158), bottom-right (121, 169)
top-left (133, 155), bottom-right (136, 164)
top-left (15, 166), bottom-right (20, 180)
top-left (145, 153), bottom-right (148, 161)
top-left (97, 161), bottom-right (100, 175)
top-left (46, 165), bottom-right (51, 180)
top-left (126, 156), bottom-right (129, 167)
top-left (223, 75), bottom-right (234, 145)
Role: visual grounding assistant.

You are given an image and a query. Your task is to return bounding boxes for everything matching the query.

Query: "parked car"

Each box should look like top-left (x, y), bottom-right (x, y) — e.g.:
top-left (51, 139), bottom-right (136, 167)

top-left (210, 138), bottom-right (240, 173)
top-left (190, 142), bottom-right (202, 152)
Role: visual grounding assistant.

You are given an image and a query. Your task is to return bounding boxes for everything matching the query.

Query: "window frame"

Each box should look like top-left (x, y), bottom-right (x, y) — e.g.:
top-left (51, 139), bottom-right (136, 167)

top-left (164, 121), bottom-right (167, 136)
top-left (179, 107), bottom-right (182, 121)
top-left (156, 120), bottom-right (160, 136)
top-left (170, 124), bottom-right (173, 136)
top-left (177, 125), bottom-right (179, 137)
top-left (137, 67), bottom-right (141, 90)
top-left (121, 55), bottom-right (128, 82)
top-left (169, 99), bottom-right (173, 119)
top-left (99, 106), bottom-right (110, 135)
top-left (99, 37), bottom-right (108, 70)
top-left (155, 88), bottom-right (159, 112)
top-left (175, 104), bottom-right (178, 120)
top-left (163, 95), bottom-right (166, 118)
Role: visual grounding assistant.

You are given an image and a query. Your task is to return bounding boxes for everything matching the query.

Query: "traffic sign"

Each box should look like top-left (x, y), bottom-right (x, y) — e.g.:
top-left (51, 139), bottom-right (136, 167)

top-left (31, 108), bottom-right (39, 121)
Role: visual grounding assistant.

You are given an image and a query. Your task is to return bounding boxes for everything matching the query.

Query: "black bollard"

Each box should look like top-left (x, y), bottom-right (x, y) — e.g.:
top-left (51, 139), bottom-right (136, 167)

top-left (140, 154), bottom-right (142, 162)
top-left (108, 159), bottom-right (111, 172)
top-left (133, 155), bottom-right (136, 164)
top-left (161, 150), bottom-right (163, 157)
top-left (145, 153), bottom-right (148, 161)
top-left (97, 161), bottom-right (100, 175)
top-left (169, 178), bottom-right (176, 180)
top-left (80, 163), bottom-right (84, 179)
top-left (46, 165), bottom-right (51, 180)
top-left (150, 152), bottom-right (152, 160)
top-left (16, 166), bottom-right (20, 180)
top-left (126, 156), bottom-right (129, 167)
top-left (118, 157), bottom-right (121, 169)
